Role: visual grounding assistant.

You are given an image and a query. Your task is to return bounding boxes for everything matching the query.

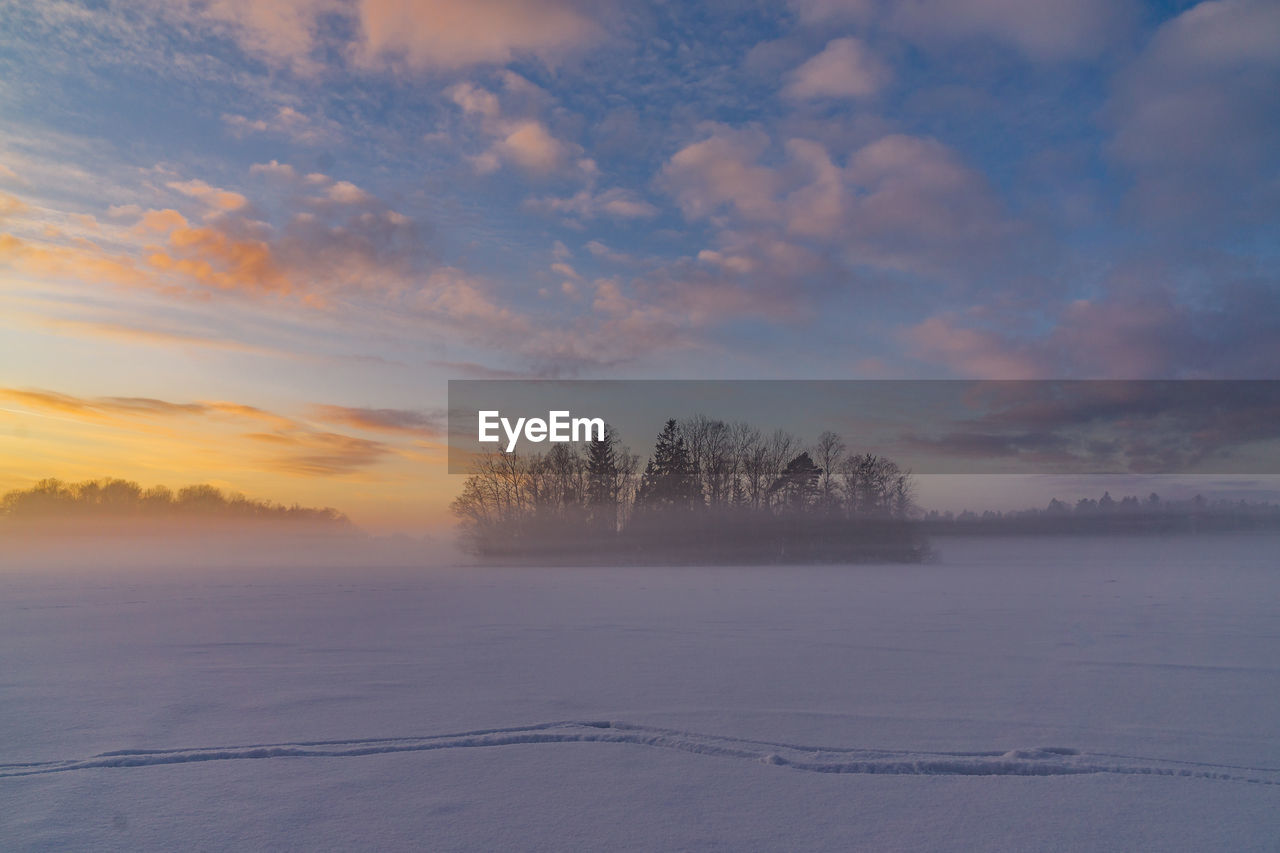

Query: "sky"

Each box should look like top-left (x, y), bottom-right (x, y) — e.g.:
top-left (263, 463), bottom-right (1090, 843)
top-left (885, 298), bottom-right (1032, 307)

top-left (1, 0), bottom-right (1278, 531)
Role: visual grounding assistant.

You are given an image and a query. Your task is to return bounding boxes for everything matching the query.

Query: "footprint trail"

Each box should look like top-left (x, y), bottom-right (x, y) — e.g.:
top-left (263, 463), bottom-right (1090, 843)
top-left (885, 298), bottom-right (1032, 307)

top-left (3, 721), bottom-right (1277, 785)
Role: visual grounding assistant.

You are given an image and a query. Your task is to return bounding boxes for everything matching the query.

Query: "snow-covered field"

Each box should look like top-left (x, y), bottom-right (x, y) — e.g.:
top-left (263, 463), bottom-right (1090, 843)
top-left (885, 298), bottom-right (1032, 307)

top-left (2, 535), bottom-right (1278, 851)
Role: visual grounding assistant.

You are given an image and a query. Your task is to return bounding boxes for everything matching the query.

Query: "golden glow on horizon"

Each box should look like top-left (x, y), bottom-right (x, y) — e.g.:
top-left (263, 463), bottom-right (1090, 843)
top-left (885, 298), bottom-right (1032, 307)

top-left (0, 387), bottom-right (453, 533)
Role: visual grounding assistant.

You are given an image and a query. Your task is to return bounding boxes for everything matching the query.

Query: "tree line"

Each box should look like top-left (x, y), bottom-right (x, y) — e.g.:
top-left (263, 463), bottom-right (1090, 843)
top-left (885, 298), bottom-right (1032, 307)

top-left (923, 491), bottom-right (1280, 535)
top-left (1, 478), bottom-right (351, 526)
top-left (451, 416), bottom-right (926, 563)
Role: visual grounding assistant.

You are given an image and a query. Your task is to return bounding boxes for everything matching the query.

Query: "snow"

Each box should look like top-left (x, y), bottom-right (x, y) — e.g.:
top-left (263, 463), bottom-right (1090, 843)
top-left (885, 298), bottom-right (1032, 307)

top-left (2, 534), bottom-right (1279, 850)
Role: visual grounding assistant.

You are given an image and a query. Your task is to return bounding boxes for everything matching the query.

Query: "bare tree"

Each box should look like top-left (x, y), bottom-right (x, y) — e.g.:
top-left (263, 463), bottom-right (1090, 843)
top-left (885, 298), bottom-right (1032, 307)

top-left (736, 424), bottom-right (771, 509)
top-left (891, 471), bottom-right (917, 519)
top-left (812, 430), bottom-right (846, 513)
top-left (840, 453), bottom-right (901, 516)
top-left (450, 419), bottom-right (923, 560)
top-left (681, 415), bottom-right (734, 508)
top-left (763, 429), bottom-right (798, 510)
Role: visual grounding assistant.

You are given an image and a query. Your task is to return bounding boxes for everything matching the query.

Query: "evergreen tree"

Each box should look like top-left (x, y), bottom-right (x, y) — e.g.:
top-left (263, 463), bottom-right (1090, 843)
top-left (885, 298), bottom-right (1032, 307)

top-left (636, 419), bottom-right (701, 511)
top-left (768, 452), bottom-right (822, 511)
top-left (585, 425), bottom-right (620, 531)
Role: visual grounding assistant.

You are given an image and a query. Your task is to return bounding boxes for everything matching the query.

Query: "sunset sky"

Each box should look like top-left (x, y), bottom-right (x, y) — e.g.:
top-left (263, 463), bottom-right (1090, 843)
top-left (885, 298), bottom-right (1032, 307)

top-left (1, 0), bottom-right (1278, 531)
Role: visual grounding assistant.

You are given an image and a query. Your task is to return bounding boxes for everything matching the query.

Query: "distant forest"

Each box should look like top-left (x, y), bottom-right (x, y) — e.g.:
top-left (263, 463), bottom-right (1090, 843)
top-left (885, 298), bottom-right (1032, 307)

top-left (451, 416), bottom-right (928, 564)
top-left (1, 478), bottom-right (352, 527)
top-left (924, 492), bottom-right (1280, 536)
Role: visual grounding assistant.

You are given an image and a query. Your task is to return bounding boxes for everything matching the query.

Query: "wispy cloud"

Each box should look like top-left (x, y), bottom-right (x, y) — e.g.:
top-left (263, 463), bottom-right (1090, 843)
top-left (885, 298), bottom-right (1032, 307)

top-left (525, 187), bottom-right (658, 221)
top-left (309, 404), bottom-right (445, 437)
top-left (222, 106), bottom-right (339, 145)
top-left (0, 386), bottom-right (411, 478)
top-left (31, 316), bottom-right (282, 356)
top-left (794, 0), bottom-right (1137, 61)
top-left (349, 0), bottom-right (604, 71)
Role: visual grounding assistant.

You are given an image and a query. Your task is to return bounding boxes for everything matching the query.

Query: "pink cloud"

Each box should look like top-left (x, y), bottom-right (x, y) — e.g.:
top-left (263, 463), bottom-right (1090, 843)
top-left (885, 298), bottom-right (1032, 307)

top-left (353, 0), bottom-right (602, 70)
top-left (784, 38), bottom-right (889, 100)
top-left (901, 277), bottom-right (1280, 380)
top-left (496, 121), bottom-right (574, 173)
top-left (791, 0), bottom-right (1133, 60)
top-left (194, 0), bottom-right (338, 73)
top-left (661, 128), bottom-right (1013, 280)
top-left (660, 125), bottom-right (782, 222)
top-left (448, 79), bottom-right (591, 176)
top-left (184, 0), bottom-right (604, 73)
top-left (902, 315), bottom-right (1047, 379)
top-left (1105, 0), bottom-right (1280, 224)
top-left (842, 134), bottom-right (1012, 273)
top-left (888, 0), bottom-right (1134, 60)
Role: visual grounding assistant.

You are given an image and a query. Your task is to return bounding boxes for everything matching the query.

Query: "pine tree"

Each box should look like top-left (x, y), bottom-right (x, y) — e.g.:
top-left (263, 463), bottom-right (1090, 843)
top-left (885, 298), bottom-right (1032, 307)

top-left (768, 452), bottom-right (822, 511)
top-left (585, 425), bottom-right (620, 531)
top-left (636, 419), bottom-right (700, 511)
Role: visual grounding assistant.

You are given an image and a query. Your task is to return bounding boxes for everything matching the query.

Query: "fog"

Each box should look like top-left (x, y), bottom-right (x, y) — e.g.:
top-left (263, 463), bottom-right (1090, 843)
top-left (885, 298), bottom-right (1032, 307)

top-left (3, 534), bottom-right (1278, 850)
top-left (0, 521), bottom-right (464, 578)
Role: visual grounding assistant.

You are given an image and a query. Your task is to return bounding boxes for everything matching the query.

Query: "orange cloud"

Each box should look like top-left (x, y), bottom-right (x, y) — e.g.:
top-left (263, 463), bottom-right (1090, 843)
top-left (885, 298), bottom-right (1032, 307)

top-left (0, 191), bottom-right (28, 221)
top-left (246, 429), bottom-right (391, 475)
top-left (1, 161), bottom-right (748, 376)
top-left (148, 221), bottom-right (295, 297)
top-left (166, 179), bottom-right (249, 211)
top-left (1, 199), bottom-right (301, 303)
top-left (0, 387), bottom-right (432, 494)
top-left (203, 401), bottom-right (302, 432)
top-left (30, 316), bottom-right (288, 357)
top-left (310, 405), bottom-right (444, 437)
top-left (0, 387), bottom-right (208, 422)
top-left (1, 233), bottom-right (139, 288)
top-left (1, 165), bottom-right (421, 308)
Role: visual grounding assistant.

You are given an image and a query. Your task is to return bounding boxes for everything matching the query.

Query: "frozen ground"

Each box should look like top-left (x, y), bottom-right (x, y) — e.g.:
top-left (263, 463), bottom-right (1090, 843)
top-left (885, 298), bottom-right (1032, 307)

top-left (2, 534), bottom-right (1278, 851)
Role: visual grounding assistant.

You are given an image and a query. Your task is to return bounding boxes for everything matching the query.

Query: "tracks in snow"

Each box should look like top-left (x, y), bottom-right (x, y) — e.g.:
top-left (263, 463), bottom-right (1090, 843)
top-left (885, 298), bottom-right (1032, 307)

top-left (2, 721), bottom-right (1277, 785)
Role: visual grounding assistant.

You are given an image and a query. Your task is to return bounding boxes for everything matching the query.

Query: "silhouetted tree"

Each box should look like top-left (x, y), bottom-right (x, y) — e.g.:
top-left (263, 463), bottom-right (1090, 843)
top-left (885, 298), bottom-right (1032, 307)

top-left (450, 417), bottom-right (925, 562)
top-left (840, 453), bottom-right (901, 516)
top-left (1, 478), bottom-right (347, 525)
top-left (585, 426), bottom-right (621, 532)
top-left (812, 431), bottom-right (846, 513)
top-left (636, 419), bottom-right (701, 512)
top-left (769, 452), bottom-right (822, 511)
top-left (680, 415), bottom-right (734, 508)
top-left (891, 471), bottom-right (916, 519)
